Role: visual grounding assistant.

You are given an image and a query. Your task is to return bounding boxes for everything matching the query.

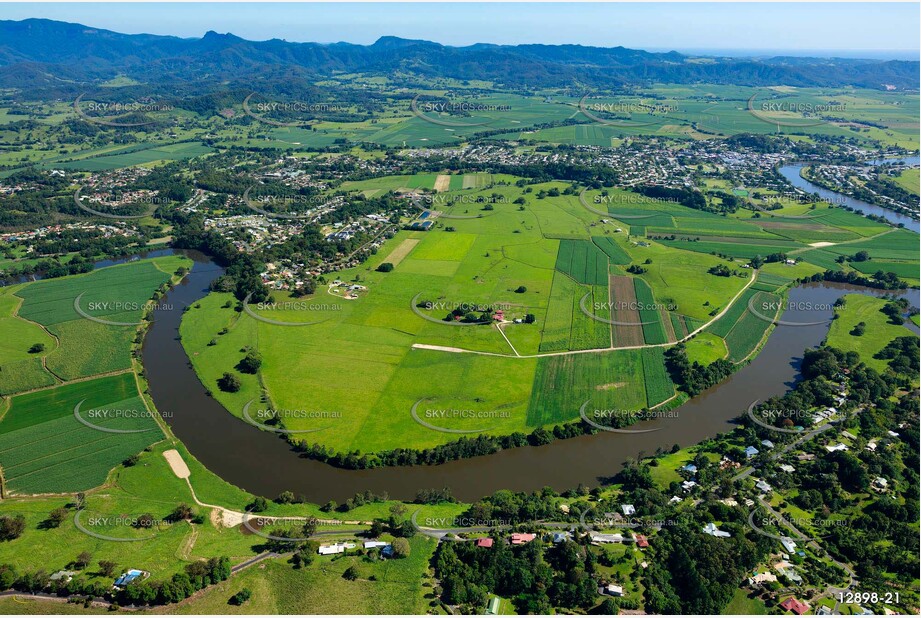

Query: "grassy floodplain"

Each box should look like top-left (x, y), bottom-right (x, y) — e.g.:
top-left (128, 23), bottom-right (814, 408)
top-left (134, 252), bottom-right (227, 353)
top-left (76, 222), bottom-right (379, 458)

top-left (179, 177), bottom-right (802, 455)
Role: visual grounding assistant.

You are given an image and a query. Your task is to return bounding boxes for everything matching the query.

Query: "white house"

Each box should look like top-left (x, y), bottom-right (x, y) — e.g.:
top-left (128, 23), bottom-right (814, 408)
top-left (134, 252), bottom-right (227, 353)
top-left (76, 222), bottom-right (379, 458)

top-left (702, 523), bottom-right (731, 538)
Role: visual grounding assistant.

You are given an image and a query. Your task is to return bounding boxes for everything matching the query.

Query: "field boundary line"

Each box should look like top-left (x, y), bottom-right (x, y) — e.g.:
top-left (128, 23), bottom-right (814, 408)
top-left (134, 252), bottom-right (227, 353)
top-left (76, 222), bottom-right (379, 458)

top-left (0, 368), bottom-right (135, 397)
top-left (411, 269), bottom-right (757, 359)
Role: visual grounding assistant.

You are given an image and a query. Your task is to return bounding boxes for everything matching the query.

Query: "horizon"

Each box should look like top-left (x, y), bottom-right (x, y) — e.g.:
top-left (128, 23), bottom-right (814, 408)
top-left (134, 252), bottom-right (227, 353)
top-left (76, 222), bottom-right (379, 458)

top-left (0, 3), bottom-right (918, 61)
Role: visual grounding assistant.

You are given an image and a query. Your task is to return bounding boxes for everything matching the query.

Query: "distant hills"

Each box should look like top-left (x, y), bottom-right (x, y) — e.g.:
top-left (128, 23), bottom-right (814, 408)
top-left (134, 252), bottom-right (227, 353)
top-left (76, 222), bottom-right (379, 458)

top-left (0, 18), bottom-right (918, 92)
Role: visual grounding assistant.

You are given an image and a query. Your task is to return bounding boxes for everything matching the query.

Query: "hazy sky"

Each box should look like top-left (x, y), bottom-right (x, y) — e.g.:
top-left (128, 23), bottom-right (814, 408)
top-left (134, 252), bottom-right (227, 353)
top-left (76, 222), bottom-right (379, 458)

top-left (2, 3), bottom-right (919, 58)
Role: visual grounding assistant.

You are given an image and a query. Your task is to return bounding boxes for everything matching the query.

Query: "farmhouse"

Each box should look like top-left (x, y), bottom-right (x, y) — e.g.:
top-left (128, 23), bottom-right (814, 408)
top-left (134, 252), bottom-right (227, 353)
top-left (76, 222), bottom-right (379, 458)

top-left (476, 537), bottom-right (494, 548)
top-left (318, 542), bottom-right (356, 555)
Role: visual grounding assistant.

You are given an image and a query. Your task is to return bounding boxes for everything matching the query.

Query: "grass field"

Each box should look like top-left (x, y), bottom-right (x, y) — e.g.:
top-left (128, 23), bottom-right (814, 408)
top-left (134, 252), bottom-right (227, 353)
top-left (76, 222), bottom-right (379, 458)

top-left (685, 332), bottom-right (729, 365)
top-left (0, 285), bottom-right (57, 395)
top-left (0, 373), bottom-right (161, 494)
top-left (825, 294), bottom-right (919, 374)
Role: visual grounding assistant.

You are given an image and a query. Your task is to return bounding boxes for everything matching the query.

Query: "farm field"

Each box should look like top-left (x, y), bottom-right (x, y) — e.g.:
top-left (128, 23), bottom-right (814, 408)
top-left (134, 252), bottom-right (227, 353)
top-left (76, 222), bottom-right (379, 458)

top-left (0, 373), bottom-right (161, 494)
top-left (12, 256), bottom-right (189, 382)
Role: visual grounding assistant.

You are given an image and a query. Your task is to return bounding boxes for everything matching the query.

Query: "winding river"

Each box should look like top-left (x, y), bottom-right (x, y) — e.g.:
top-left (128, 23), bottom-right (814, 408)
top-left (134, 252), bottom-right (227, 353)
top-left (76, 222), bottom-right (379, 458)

top-left (142, 250), bottom-right (918, 503)
top-left (777, 157), bottom-right (920, 233)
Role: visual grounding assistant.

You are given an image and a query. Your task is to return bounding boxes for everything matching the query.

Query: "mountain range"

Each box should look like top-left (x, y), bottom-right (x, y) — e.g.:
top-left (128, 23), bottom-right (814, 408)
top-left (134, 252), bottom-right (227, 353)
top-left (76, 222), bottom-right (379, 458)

top-left (0, 18), bottom-right (918, 93)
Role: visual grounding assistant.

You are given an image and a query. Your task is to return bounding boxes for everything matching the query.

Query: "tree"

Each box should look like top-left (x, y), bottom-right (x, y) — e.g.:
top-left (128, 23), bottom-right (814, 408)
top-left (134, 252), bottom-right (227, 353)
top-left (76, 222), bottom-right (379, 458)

top-left (342, 566), bottom-right (360, 580)
top-left (74, 551), bottom-right (93, 570)
top-left (247, 497), bottom-right (269, 513)
top-left (99, 560), bottom-right (118, 578)
top-left (237, 351), bottom-right (262, 374)
top-left (0, 515), bottom-right (25, 541)
top-left (28, 343), bottom-right (45, 353)
top-left (45, 507), bottom-right (69, 528)
top-left (301, 517), bottom-right (319, 538)
top-left (514, 286), bottom-right (527, 293)
top-left (391, 537), bottom-right (411, 558)
top-left (376, 262), bottom-right (394, 272)
top-left (229, 588), bottom-right (252, 606)
top-left (217, 372), bottom-right (241, 392)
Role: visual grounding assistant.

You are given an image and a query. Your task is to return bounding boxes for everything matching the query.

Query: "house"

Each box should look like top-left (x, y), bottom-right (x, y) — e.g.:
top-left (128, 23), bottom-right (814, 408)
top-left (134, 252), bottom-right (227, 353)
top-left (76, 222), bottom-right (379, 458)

top-left (551, 532), bottom-right (571, 544)
top-left (476, 537), bottom-right (495, 548)
top-left (779, 597), bottom-right (810, 615)
top-left (780, 537), bottom-right (797, 553)
top-left (866, 441), bottom-right (877, 452)
top-left (761, 439), bottom-right (775, 449)
top-left (756, 479), bottom-right (772, 493)
top-left (50, 570), bottom-right (77, 582)
top-left (825, 443), bottom-right (848, 452)
top-left (747, 571), bottom-right (777, 586)
top-left (590, 532), bottom-right (624, 544)
top-left (558, 504), bottom-right (570, 514)
top-left (680, 464), bottom-right (698, 473)
top-left (486, 597), bottom-right (501, 615)
top-left (681, 480), bottom-right (697, 491)
top-left (702, 522), bottom-right (731, 538)
top-left (872, 477), bottom-right (889, 492)
top-left (669, 496), bottom-right (682, 504)
top-left (381, 545), bottom-right (395, 558)
top-left (841, 430), bottom-right (857, 440)
top-left (364, 541), bottom-right (389, 549)
top-left (633, 534), bottom-right (649, 548)
top-left (621, 504), bottom-right (636, 516)
top-left (796, 453), bottom-right (815, 461)
top-left (510, 533), bottom-right (536, 545)
top-left (745, 446), bottom-right (759, 458)
top-left (816, 606), bottom-right (833, 616)
top-left (779, 464), bottom-right (796, 473)
top-left (318, 542), bottom-right (356, 555)
top-left (601, 584), bottom-right (623, 597)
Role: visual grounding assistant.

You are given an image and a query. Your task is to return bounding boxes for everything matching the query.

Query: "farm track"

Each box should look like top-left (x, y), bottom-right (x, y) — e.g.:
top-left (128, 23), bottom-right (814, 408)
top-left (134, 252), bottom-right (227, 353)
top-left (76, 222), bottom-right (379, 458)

top-left (414, 269), bottom-right (757, 359)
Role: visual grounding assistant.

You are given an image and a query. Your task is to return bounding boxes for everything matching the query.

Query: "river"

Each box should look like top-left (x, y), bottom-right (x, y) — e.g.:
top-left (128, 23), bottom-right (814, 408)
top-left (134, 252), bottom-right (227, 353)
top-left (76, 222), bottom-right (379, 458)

top-left (777, 158), bottom-right (919, 233)
top-left (142, 250), bottom-right (919, 503)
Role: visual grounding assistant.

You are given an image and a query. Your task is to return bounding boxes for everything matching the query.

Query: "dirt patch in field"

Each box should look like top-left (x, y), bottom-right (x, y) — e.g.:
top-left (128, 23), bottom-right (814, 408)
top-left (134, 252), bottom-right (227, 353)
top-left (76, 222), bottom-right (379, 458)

top-left (596, 382), bottom-right (627, 391)
top-left (660, 309), bottom-right (677, 342)
top-left (808, 241), bottom-right (836, 248)
top-left (163, 449), bottom-right (191, 479)
top-left (610, 275), bottom-right (644, 346)
top-left (433, 175), bottom-right (451, 192)
top-left (384, 238), bottom-right (420, 267)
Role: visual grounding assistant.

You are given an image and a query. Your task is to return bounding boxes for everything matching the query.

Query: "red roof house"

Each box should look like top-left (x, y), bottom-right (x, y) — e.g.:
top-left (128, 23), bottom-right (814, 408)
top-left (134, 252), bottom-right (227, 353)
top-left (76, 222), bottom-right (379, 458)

top-left (780, 598), bottom-right (809, 615)
top-left (634, 534), bottom-right (649, 548)
top-left (510, 533), bottom-right (537, 545)
top-left (475, 538), bottom-right (494, 548)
